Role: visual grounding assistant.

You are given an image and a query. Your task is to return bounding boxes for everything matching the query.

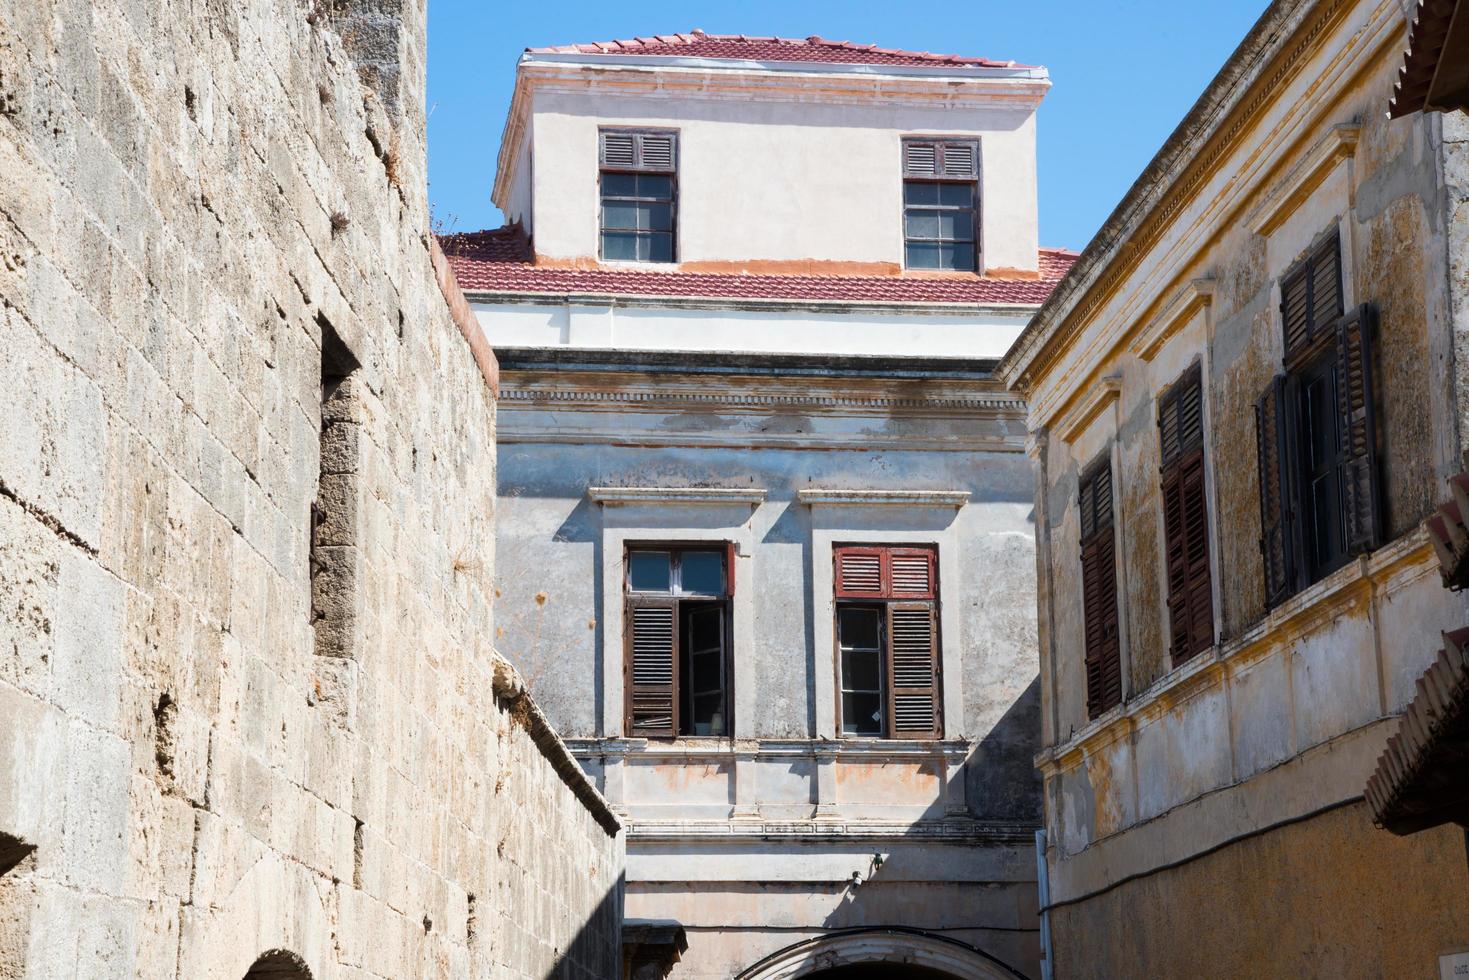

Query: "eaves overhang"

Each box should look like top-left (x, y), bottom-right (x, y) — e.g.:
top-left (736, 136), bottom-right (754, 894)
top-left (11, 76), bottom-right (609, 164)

top-left (491, 345), bottom-right (1000, 381)
top-left (464, 287), bottom-right (1038, 319)
top-left (994, 0), bottom-right (1323, 395)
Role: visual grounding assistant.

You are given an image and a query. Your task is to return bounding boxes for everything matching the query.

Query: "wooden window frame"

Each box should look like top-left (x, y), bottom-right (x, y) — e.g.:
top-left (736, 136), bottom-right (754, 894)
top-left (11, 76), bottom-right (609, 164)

top-left (621, 542), bottom-right (733, 739)
top-left (1257, 231), bottom-right (1383, 609)
top-left (901, 137), bottom-right (981, 273)
top-left (833, 544), bottom-right (942, 739)
top-left (599, 128), bottom-right (678, 264)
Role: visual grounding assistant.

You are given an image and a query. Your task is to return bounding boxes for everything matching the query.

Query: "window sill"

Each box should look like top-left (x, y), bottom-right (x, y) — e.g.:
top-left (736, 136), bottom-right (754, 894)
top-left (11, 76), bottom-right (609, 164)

top-left (566, 736), bottom-right (968, 759)
top-left (1036, 525), bottom-right (1434, 775)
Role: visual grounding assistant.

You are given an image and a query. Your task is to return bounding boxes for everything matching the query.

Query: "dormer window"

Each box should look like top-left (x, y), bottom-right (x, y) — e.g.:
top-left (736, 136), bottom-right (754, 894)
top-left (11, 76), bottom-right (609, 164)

top-left (902, 138), bottom-right (980, 272)
top-left (599, 129), bottom-right (677, 263)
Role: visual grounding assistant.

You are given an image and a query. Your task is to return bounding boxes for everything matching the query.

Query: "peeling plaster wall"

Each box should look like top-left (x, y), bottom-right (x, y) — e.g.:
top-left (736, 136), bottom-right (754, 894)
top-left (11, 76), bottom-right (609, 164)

top-left (0, 1), bottom-right (622, 978)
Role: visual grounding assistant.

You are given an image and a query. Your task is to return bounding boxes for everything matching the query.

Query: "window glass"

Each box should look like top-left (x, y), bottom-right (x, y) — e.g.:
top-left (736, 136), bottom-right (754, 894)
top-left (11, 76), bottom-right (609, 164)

top-left (838, 606), bottom-right (881, 650)
top-left (903, 182), bottom-right (939, 206)
top-left (680, 551), bottom-right (724, 595)
top-left (838, 606), bottom-right (884, 736)
top-left (842, 691), bottom-right (882, 736)
top-left (684, 605), bottom-right (725, 736)
top-left (601, 172), bottom-right (639, 196)
top-left (628, 551), bottom-right (671, 592)
top-left (602, 233), bottom-right (641, 262)
top-left (937, 183), bottom-right (973, 207)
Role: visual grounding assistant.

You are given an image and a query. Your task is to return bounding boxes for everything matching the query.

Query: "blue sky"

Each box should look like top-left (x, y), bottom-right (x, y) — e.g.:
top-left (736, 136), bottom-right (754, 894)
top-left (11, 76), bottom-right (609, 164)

top-left (426, 1), bottom-right (1268, 252)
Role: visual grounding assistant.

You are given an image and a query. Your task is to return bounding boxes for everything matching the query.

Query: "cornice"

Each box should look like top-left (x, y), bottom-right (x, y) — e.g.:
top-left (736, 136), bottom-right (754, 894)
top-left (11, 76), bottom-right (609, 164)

top-left (1131, 278), bottom-right (1216, 362)
top-left (497, 383), bottom-right (1026, 416)
top-left (468, 290), bottom-right (1037, 319)
top-left (1249, 122), bottom-right (1361, 234)
top-left (624, 818), bottom-right (1035, 846)
top-left (797, 489), bottom-right (970, 508)
top-left (1053, 377), bottom-right (1122, 444)
top-left (588, 487), bottom-right (767, 505)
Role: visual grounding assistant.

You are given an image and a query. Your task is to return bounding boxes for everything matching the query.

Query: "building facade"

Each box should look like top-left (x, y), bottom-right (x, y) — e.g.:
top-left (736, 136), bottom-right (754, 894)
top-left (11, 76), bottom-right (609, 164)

top-left (446, 32), bottom-right (1073, 979)
top-left (0, 2), bottom-right (623, 978)
top-left (998, 0), bottom-right (1469, 976)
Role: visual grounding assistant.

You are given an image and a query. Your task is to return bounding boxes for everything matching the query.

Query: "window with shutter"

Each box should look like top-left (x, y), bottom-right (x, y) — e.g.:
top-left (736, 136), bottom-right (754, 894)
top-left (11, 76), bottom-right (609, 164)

top-left (623, 545), bottom-right (732, 737)
top-left (901, 137), bottom-right (980, 272)
top-left (833, 544), bottom-right (942, 738)
top-left (599, 129), bottom-right (677, 263)
top-left (1157, 368), bottom-right (1214, 665)
top-left (1079, 461), bottom-right (1122, 718)
top-left (1255, 227), bottom-right (1386, 607)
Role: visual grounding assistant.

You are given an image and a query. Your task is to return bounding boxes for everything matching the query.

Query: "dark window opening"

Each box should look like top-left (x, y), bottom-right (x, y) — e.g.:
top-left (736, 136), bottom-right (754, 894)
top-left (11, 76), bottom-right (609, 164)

top-left (902, 138), bottom-right (980, 272)
top-left (1256, 231), bottom-right (1382, 608)
top-left (833, 545), bottom-right (941, 739)
top-left (599, 130), bottom-right (677, 263)
top-left (624, 545), bottom-right (732, 738)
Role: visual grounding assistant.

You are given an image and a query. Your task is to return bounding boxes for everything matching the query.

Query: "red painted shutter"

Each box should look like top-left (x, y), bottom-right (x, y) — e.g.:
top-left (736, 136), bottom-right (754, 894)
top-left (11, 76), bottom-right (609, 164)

top-left (887, 602), bottom-right (940, 738)
top-left (1335, 304), bottom-right (1382, 554)
top-left (889, 547), bottom-right (936, 599)
top-left (625, 597), bottom-right (677, 738)
top-left (1255, 375), bottom-right (1298, 608)
top-left (834, 546), bottom-right (885, 598)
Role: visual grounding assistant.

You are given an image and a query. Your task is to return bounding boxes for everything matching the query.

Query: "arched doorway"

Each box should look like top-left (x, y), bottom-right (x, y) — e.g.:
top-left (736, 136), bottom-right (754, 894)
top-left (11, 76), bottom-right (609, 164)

top-left (737, 928), bottom-right (1026, 980)
top-left (242, 949), bottom-right (313, 980)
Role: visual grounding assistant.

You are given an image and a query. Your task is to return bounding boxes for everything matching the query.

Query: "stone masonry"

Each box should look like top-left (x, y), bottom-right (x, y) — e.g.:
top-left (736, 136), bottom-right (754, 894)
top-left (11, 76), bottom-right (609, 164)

top-left (0, 1), bottom-right (622, 978)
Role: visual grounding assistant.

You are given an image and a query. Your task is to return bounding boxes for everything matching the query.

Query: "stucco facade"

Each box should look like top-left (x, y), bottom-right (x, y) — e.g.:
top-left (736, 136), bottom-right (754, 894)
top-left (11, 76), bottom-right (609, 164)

top-left (998, 0), bottom-right (1469, 975)
top-left (0, 2), bottom-right (623, 978)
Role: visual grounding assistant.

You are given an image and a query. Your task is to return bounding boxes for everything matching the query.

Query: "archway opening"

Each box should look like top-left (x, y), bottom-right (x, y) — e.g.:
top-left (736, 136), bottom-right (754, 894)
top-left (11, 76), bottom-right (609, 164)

top-left (243, 949), bottom-right (313, 980)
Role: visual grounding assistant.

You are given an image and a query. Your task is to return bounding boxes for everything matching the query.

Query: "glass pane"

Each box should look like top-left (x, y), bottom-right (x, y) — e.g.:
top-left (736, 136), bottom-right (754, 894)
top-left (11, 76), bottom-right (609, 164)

top-left (686, 606), bottom-right (723, 650)
top-left (639, 174), bottom-right (674, 197)
top-left (601, 173), bottom-right (638, 196)
top-left (841, 648), bottom-right (881, 693)
top-left (680, 552), bottom-right (724, 595)
top-left (906, 243), bottom-right (941, 270)
top-left (646, 203), bottom-right (673, 232)
top-left (930, 244), bottom-right (974, 271)
top-left (842, 692), bottom-right (882, 735)
top-left (648, 233), bottom-right (674, 263)
top-left (601, 202), bottom-right (646, 231)
top-left (838, 607), bottom-right (881, 651)
top-left (939, 211), bottom-right (974, 241)
top-left (903, 181), bottom-right (939, 206)
top-left (628, 552), bottom-right (671, 592)
top-left (904, 210), bottom-right (941, 240)
top-left (602, 232), bottom-right (640, 261)
top-left (938, 182), bottom-right (974, 207)
top-left (690, 650), bottom-right (722, 694)
top-left (691, 694), bottom-right (725, 736)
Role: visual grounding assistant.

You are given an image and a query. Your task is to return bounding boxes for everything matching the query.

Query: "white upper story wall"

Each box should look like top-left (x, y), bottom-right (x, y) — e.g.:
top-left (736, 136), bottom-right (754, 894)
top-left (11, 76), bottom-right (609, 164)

top-left (492, 46), bottom-right (1049, 276)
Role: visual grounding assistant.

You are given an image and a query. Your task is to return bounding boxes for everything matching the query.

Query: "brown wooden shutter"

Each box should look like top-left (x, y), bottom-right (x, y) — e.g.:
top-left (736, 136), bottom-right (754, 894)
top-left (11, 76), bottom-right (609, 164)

top-left (902, 139), bottom-right (979, 179)
top-left (903, 141), bottom-right (939, 177)
top-left (599, 130), bottom-right (677, 173)
top-left (1255, 375), bottom-right (1298, 608)
top-left (887, 602), bottom-right (940, 738)
top-left (889, 548), bottom-right (936, 599)
top-left (625, 596), bottom-right (677, 738)
top-left (1282, 233), bottom-right (1342, 365)
top-left (1079, 464), bottom-right (1122, 718)
top-left (1335, 304), bottom-right (1382, 554)
top-left (1159, 370), bottom-right (1213, 664)
top-left (835, 546), bottom-right (885, 598)
top-left (725, 540), bottom-right (737, 595)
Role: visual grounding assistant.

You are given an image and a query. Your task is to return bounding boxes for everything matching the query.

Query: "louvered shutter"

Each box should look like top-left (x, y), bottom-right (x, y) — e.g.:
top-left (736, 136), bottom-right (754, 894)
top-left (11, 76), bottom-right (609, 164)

top-left (1282, 233), bottom-right (1342, 365)
top-left (1335, 304), bottom-right (1382, 554)
top-left (1158, 371), bottom-right (1213, 664)
top-left (625, 597), bottom-right (677, 738)
top-left (887, 603), bottom-right (940, 738)
top-left (599, 130), bottom-right (677, 173)
top-left (903, 139), bottom-right (979, 179)
top-left (1255, 375), bottom-right (1298, 608)
top-left (1080, 464), bottom-right (1122, 718)
top-left (889, 548), bottom-right (936, 599)
top-left (835, 546), bottom-right (885, 598)
top-left (1161, 464), bottom-right (1191, 658)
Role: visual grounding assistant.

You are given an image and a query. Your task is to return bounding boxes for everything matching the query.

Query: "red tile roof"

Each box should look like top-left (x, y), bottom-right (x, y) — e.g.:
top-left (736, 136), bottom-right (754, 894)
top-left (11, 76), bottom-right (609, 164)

top-left (439, 227), bottom-right (1077, 307)
top-left (527, 30), bottom-right (1030, 70)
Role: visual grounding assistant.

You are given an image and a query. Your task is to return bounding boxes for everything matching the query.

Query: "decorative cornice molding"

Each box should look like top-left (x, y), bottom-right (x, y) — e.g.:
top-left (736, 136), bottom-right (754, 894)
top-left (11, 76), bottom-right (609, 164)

top-left (588, 487), bottom-right (768, 505)
top-left (1250, 122), bottom-right (1361, 235)
top-left (797, 489), bottom-right (970, 508)
top-left (468, 290), bottom-right (1037, 319)
top-left (498, 385), bottom-right (1026, 415)
top-left (624, 818), bottom-right (1035, 846)
top-left (1055, 377), bottom-right (1122, 444)
top-left (1132, 278), bottom-right (1216, 362)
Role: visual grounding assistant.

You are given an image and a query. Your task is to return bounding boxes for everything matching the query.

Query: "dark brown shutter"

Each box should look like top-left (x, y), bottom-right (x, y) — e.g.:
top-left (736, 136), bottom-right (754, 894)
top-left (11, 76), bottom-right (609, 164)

top-left (834, 546), bottom-right (885, 598)
top-left (1336, 304), bottom-right (1382, 554)
top-left (1255, 375), bottom-right (1298, 607)
top-left (1282, 233), bottom-right (1342, 365)
top-left (1080, 463), bottom-right (1122, 718)
top-left (887, 602), bottom-right (940, 738)
top-left (903, 139), bottom-right (979, 179)
top-left (625, 597), bottom-right (677, 738)
top-left (599, 130), bottom-right (677, 173)
top-left (1158, 370), bottom-right (1213, 664)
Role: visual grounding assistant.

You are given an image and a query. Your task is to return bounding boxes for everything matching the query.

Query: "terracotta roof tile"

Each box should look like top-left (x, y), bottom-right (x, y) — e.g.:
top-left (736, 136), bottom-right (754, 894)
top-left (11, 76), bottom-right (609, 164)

top-left (527, 30), bottom-right (1029, 70)
top-left (438, 227), bottom-right (1076, 306)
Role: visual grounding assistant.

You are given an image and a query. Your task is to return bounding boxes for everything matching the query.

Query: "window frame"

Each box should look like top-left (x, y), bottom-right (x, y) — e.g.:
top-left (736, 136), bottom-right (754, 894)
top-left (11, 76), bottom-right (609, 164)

top-left (598, 128), bottom-right (678, 265)
top-left (900, 137), bottom-right (981, 273)
top-left (622, 541), bottom-right (734, 738)
top-left (832, 544), bottom-right (942, 739)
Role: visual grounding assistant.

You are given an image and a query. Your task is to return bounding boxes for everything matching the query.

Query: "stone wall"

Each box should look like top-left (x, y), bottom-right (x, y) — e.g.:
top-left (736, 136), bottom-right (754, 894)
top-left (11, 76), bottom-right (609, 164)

top-left (0, 1), bottom-right (621, 978)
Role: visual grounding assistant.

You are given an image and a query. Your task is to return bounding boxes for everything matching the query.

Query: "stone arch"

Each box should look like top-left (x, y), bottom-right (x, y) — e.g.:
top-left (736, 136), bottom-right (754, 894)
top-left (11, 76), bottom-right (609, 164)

top-left (242, 949), bottom-right (313, 980)
top-left (736, 928), bottom-right (1026, 980)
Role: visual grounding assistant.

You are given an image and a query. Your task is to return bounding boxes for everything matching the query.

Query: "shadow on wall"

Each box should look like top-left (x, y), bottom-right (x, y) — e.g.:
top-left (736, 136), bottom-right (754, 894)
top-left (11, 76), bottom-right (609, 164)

top-left (547, 872), bottom-right (625, 980)
top-left (969, 676), bottom-right (1043, 823)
